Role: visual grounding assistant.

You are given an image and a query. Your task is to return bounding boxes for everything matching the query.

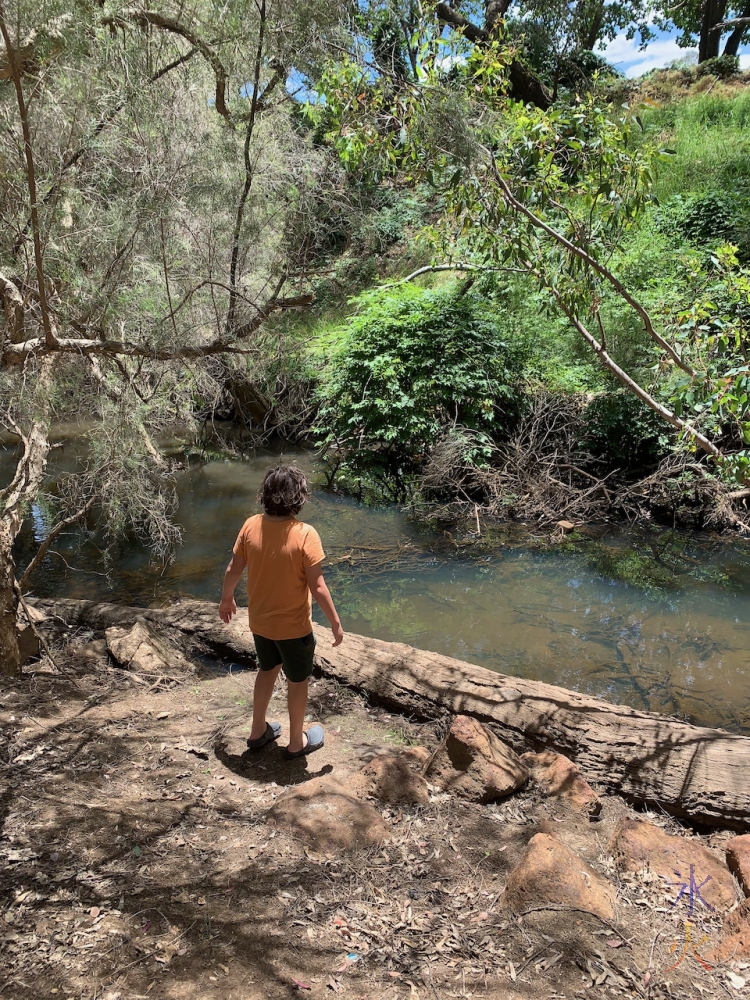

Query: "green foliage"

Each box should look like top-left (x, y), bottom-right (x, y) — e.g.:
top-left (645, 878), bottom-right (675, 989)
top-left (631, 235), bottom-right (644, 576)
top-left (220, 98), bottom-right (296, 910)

top-left (654, 191), bottom-right (750, 261)
top-left (643, 90), bottom-right (750, 201)
top-left (316, 282), bottom-right (528, 493)
top-left (663, 244), bottom-right (750, 478)
top-left (697, 55), bottom-right (741, 79)
top-left (581, 388), bottom-right (673, 470)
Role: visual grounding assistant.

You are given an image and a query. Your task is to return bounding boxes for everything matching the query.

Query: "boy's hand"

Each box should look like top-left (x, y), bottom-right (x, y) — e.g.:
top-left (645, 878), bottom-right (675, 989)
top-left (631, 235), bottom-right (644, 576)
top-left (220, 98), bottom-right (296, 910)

top-left (331, 622), bottom-right (344, 647)
top-left (219, 597), bottom-right (237, 624)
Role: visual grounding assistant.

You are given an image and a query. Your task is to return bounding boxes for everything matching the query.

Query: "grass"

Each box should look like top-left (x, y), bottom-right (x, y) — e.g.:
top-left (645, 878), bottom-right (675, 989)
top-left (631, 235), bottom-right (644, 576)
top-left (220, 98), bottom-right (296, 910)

top-left (644, 86), bottom-right (750, 201)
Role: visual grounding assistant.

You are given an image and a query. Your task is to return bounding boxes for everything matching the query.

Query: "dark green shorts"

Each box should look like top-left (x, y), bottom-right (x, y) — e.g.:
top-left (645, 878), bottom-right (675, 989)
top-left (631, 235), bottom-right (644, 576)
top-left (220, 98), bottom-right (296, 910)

top-left (252, 632), bottom-right (316, 683)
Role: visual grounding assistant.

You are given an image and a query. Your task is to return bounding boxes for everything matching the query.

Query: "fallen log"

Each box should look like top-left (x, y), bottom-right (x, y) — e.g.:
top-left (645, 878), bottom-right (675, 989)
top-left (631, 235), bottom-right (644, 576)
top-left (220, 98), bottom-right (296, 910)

top-left (31, 597), bottom-right (750, 831)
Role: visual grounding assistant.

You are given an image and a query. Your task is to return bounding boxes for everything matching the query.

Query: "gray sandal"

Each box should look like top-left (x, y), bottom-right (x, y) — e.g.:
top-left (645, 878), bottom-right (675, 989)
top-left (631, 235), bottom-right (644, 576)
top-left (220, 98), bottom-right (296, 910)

top-left (283, 725), bottom-right (325, 760)
top-left (246, 721), bottom-right (281, 750)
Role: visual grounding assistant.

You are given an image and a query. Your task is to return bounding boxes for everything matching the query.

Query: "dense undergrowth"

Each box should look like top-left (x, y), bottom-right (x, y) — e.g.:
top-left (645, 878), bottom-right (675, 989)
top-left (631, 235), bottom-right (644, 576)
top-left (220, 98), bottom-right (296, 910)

top-left (233, 71), bottom-right (750, 530)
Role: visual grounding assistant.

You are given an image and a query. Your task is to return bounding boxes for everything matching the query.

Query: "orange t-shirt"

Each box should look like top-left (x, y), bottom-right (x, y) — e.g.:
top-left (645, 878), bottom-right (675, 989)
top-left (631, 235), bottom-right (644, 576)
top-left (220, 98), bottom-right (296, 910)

top-left (232, 514), bottom-right (325, 640)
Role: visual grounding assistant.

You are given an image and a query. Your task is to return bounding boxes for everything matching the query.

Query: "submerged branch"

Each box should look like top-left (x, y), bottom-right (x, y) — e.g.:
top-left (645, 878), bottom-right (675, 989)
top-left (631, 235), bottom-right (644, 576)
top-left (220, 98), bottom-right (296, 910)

top-left (19, 495), bottom-right (97, 591)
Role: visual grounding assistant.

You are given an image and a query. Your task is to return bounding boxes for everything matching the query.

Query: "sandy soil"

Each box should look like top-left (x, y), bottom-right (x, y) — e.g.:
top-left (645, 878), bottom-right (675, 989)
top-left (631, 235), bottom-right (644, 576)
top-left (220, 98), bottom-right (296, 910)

top-left (1, 635), bottom-right (748, 1000)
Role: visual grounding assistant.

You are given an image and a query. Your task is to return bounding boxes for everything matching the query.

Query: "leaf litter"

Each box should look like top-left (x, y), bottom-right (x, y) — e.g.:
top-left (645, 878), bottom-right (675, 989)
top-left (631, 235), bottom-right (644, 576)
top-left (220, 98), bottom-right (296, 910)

top-left (0, 636), bottom-right (747, 1000)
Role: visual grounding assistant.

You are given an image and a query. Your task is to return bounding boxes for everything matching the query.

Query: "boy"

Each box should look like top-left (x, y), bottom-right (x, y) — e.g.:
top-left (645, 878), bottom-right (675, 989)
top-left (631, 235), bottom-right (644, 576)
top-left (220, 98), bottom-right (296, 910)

top-left (218, 465), bottom-right (343, 759)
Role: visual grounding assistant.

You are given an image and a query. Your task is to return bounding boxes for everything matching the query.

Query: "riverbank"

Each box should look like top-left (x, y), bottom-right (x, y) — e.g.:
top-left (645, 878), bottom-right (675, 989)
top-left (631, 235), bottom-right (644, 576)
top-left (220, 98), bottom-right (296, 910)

top-left (3, 605), bottom-right (750, 999)
top-left (11, 441), bottom-right (750, 734)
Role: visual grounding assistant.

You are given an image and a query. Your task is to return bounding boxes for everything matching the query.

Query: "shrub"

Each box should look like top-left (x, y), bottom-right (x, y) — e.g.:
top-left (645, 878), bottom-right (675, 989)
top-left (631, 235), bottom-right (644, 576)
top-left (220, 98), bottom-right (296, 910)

top-left (653, 190), bottom-right (750, 260)
top-left (316, 281), bottom-right (528, 494)
top-left (696, 55), bottom-right (740, 80)
top-left (580, 388), bottom-right (673, 472)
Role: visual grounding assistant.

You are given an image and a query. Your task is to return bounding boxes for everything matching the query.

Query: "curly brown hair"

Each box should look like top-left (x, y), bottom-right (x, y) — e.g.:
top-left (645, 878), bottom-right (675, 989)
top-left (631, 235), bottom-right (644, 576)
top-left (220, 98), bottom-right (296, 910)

top-left (258, 465), bottom-right (310, 517)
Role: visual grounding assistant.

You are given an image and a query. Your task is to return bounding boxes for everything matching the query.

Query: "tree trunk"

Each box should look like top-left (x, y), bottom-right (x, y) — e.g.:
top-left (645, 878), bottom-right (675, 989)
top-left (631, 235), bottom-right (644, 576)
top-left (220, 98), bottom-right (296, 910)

top-left (583, 2), bottom-right (605, 51)
top-left (30, 597), bottom-right (750, 830)
top-left (0, 519), bottom-right (20, 674)
top-left (0, 358), bottom-right (55, 675)
top-left (723, 2), bottom-right (750, 55)
top-left (507, 59), bottom-right (552, 109)
top-left (699, 0), bottom-right (727, 61)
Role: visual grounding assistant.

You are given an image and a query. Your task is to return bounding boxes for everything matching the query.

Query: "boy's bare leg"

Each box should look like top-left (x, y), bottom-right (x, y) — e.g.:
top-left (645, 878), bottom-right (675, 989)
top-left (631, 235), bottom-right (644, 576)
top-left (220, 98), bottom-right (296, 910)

top-left (287, 679), bottom-right (309, 754)
top-left (249, 664), bottom-right (282, 741)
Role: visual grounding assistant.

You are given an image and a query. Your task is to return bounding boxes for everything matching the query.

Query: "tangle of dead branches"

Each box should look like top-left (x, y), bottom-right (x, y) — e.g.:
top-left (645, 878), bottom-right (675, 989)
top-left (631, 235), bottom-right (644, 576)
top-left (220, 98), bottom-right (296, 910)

top-left (414, 392), bottom-right (750, 533)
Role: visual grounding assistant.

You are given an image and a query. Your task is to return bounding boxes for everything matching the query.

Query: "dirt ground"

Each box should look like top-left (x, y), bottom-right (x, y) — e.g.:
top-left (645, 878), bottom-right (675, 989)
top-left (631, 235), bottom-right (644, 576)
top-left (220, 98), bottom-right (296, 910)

top-left (1, 633), bottom-right (749, 1000)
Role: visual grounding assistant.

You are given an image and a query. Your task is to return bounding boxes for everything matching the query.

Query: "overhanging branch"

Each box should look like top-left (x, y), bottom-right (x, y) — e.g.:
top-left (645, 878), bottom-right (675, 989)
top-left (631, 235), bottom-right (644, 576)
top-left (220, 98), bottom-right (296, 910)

top-left (711, 16), bottom-right (750, 30)
top-left (103, 9), bottom-right (231, 120)
top-left (542, 279), bottom-right (721, 460)
top-left (2, 293), bottom-right (314, 364)
top-left (487, 155), bottom-right (696, 377)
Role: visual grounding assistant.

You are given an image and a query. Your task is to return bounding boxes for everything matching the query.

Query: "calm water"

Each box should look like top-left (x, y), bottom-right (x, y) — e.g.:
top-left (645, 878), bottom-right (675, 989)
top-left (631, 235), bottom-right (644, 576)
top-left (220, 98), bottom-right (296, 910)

top-left (7, 443), bottom-right (750, 733)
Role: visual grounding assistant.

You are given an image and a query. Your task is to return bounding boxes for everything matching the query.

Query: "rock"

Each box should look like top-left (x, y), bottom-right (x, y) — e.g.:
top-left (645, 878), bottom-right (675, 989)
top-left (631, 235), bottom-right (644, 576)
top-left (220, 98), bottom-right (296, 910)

top-left (521, 750), bottom-right (602, 817)
top-left (399, 745), bottom-right (431, 766)
top-left (608, 818), bottom-right (737, 912)
top-left (106, 622), bottom-right (163, 669)
top-left (726, 835), bottom-right (750, 897)
top-left (18, 604), bottom-right (47, 625)
top-left (360, 748), bottom-right (430, 806)
top-left (557, 520), bottom-right (576, 532)
top-left (105, 621), bottom-right (194, 674)
top-left (268, 775), bottom-right (390, 853)
top-left (705, 898), bottom-right (750, 964)
top-left (425, 715), bottom-right (528, 804)
top-left (503, 833), bottom-right (616, 922)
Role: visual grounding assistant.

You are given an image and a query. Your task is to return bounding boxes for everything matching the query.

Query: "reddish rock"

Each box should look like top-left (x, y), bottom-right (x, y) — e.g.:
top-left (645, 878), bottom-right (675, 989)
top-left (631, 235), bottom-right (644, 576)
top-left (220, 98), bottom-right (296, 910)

top-left (608, 818), bottom-right (737, 912)
top-left (401, 745), bottom-right (431, 767)
top-left (268, 775), bottom-right (389, 853)
top-left (503, 833), bottom-right (615, 922)
top-left (726, 835), bottom-right (750, 897)
top-left (425, 715), bottom-right (528, 804)
top-left (520, 750), bottom-right (601, 817)
top-left (705, 898), bottom-right (750, 964)
top-left (360, 749), bottom-right (430, 806)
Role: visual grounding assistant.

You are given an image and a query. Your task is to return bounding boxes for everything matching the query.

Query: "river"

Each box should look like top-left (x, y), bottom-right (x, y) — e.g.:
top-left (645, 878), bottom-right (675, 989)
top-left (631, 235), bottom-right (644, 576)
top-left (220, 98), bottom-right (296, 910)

top-left (8, 442), bottom-right (750, 734)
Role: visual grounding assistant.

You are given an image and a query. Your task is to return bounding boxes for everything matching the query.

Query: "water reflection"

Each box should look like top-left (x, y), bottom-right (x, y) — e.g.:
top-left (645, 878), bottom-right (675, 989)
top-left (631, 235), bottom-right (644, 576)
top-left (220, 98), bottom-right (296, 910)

top-left (6, 443), bottom-right (750, 733)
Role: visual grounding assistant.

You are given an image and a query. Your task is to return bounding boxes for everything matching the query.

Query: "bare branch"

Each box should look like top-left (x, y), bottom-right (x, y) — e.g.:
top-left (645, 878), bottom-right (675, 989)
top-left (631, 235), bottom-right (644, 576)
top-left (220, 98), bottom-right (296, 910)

top-left (19, 495), bottom-right (96, 590)
top-left (711, 16), bottom-right (750, 30)
top-left (0, 272), bottom-right (24, 343)
top-left (542, 277), bottom-right (722, 460)
top-left (103, 9), bottom-right (231, 121)
top-left (435, 3), bottom-right (488, 44)
top-left (2, 293), bottom-right (314, 364)
top-left (227, 0), bottom-right (268, 331)
top-left (389, 262), bottom-right (526, 285)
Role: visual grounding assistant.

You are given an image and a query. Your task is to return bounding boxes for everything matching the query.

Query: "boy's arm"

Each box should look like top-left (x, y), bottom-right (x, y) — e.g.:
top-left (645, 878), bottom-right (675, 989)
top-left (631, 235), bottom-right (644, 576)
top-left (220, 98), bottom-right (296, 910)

top-left (305, 562), bottom-right (344, 647)
top-left (219, 551), bottom-right (247, 623)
